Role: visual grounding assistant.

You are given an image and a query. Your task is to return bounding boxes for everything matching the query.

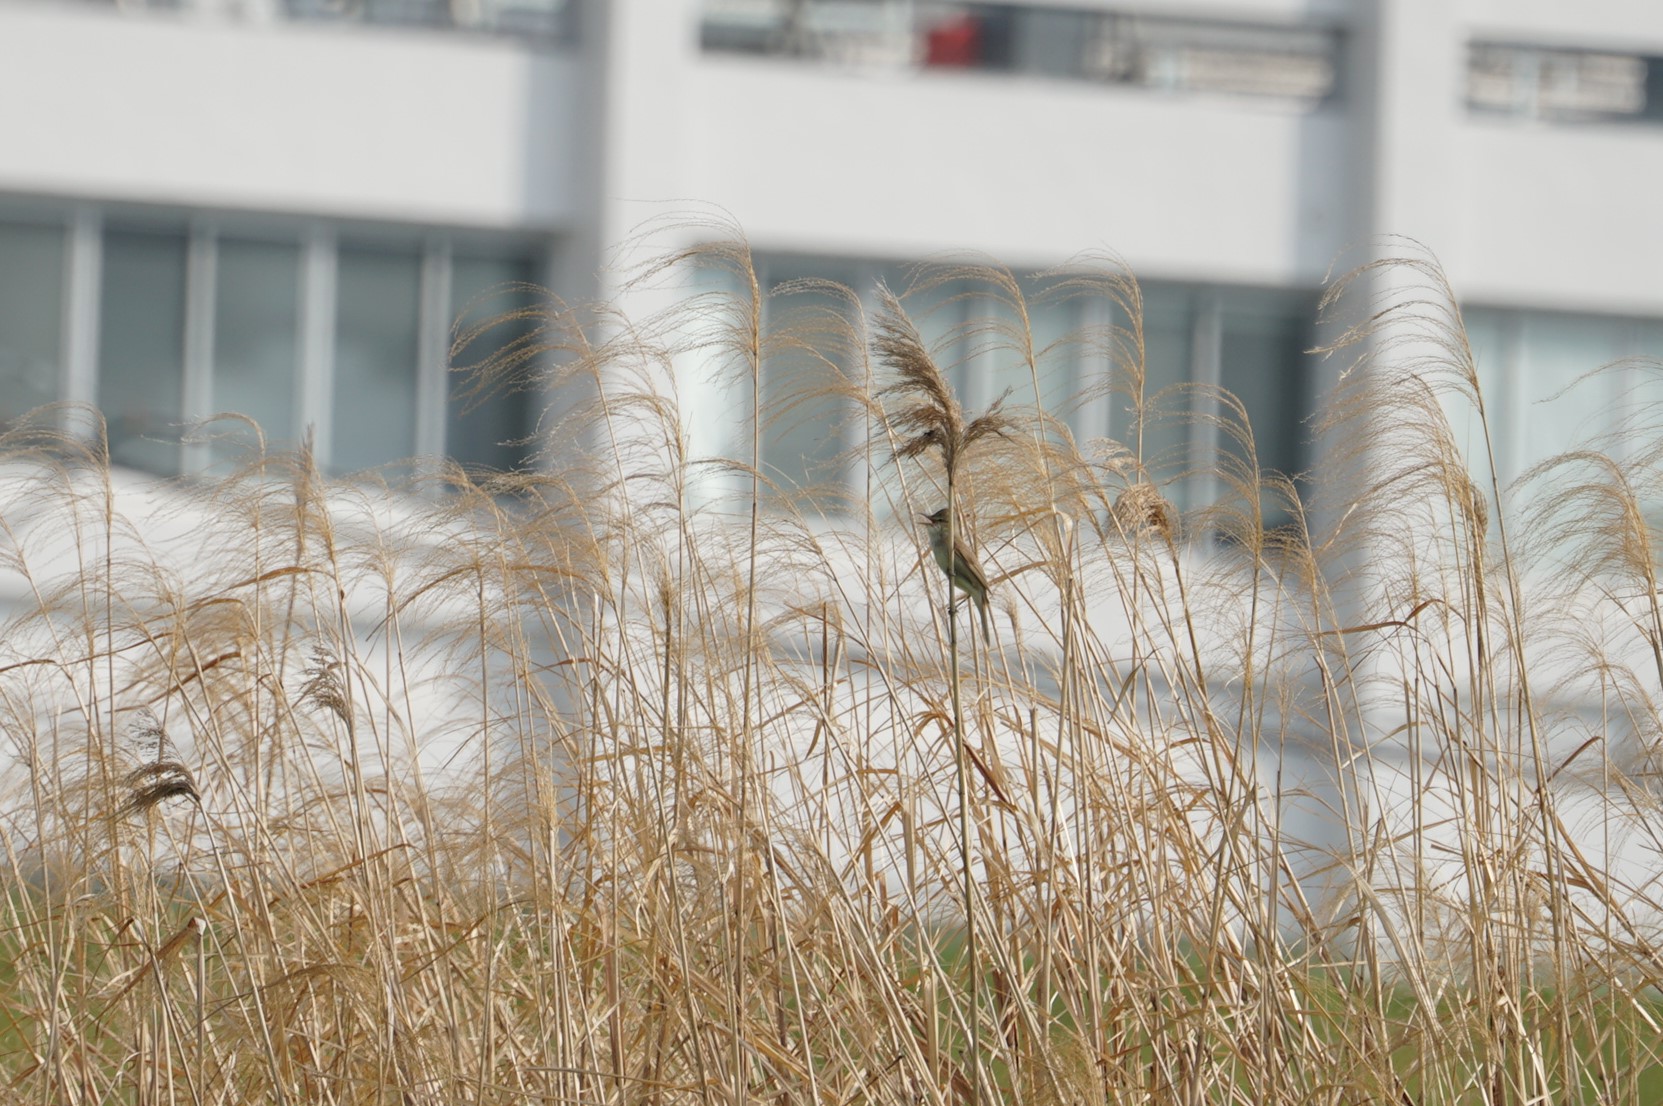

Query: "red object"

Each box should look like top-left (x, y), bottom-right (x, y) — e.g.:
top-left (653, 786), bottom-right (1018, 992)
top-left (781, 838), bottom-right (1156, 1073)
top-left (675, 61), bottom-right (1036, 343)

top-left (924, 16), bottom-right (982, 67)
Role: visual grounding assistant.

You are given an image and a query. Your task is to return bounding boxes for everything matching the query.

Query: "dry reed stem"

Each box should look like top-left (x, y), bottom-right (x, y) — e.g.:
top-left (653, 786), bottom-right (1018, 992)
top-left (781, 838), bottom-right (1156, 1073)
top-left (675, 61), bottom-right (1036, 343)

top-left (0, 240), bottom-right (1660, 1104)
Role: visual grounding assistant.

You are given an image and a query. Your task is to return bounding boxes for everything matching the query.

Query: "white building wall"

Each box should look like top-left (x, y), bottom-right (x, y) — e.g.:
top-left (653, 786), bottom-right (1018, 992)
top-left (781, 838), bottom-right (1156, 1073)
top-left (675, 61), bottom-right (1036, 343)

top-left (684, 61), bottom-right (1355, 285)
top-left (597, 0), bottom-right (1663, 318)
top-left (0, 2), bottom-right (582, 229)
top-left (1, 0), bottom-right (1663, 472)
top-left (1457, 123), bottom-right (1663, 314)
top-left (5, 0), bottom-right (1663, 313)
top-left (1462, 0), bottom-right (1663, 50)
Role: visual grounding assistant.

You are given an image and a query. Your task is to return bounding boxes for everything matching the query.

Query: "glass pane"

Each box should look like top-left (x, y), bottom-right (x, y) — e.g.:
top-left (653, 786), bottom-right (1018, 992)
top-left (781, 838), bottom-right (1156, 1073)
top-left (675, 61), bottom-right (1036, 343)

top-left (678, 258), bottom-right (749, 488)
top-left (333, 244), bottom-right (421, 473)
top-left (962, 283), bottom-right (1084, 435)
top-left (1132, 285), bottom-right (1192, 490)
top-left (1514, 313), bottom-right (1625, 483)
top-left (894, 273), bottom-right (971, 400)
top-left (1218, 293), bottom-right (1316, 529)
top-left (1219, 293), bottom-right (1314, 483)
top-left (448, 254), bottom-right (539, 472)
top-left (1457, 307), bottom-right (1509, 492)
top-left (0, 222), bottom-right (64, 424)
top-left (213, 238), bottom-right (300, 459)
top-left (100, 229), bottom-right (186, 474)
top-left (957, 286), bottom-right (1017, 415)
top-left (1625, 323), bottom-right (1663, 442)
top-left (902, 272), bottom-right (1075, 433)
top-left (1012, 9), bottom-right (1090, 77)
top-left (1623, 323), bottom-right (1663, 523)
top-left (759, 262), bottom-right (859, 498)
top-left (1028, 292), bottom-right (1083, 429)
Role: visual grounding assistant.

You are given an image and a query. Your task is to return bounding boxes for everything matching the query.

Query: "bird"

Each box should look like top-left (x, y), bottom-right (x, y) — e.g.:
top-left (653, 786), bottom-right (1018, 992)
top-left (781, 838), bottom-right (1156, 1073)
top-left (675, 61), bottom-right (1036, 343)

top-left (920, 506), bottom-right (991, 639)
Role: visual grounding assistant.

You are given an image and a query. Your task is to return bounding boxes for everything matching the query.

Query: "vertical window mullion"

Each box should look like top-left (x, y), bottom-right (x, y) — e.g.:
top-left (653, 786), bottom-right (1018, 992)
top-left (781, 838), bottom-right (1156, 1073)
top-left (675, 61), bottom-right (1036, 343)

top-left (1619, 323), bottom-right (1648, 467)
top-left (298, 224), bottom-right (337, 469)
top-left (62, 206), bottom-right (102, 440)
top-left (963, 288), bottom-right (992, 415)
top-left (847, 260), bottom-right (880, 504)
top-left (1499, 311), bottom-right (1524, 490)
top-left (182, 222), bottom-right (218, 475)
top-left (0, 218), bottom-right (70, 428)
top-left (748, 255), bottom-right (769, 502)
top-left (1190, 293), bottom-right (1224, 513)
top-left (1080, 292), bottom-right (1113, 446)
top-left (416, 235), bottom-right (453, 468)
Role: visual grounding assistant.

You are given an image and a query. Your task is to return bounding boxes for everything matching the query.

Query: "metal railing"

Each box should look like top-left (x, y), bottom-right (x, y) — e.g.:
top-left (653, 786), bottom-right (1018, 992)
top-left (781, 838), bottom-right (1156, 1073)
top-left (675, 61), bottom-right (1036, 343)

top-left (1468, 41), bottom-right (1663, 124)
top-left (62, 0), bottom-right (576, 41)
top-left (701, 1), bottom-right (1344, 107)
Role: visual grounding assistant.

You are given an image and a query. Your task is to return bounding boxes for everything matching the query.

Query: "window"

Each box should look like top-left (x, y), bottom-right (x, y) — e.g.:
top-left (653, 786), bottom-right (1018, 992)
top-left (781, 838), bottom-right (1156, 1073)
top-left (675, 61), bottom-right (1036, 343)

top-left (702, 0), bottom-right (916, 65)
top-left (887, 272), bottom-right (1101, 442)
top-left (99, 229), bottom-right (188, 475)
top-left (1104, 283), bottom-right (1319, 524)
top-left (1457, 305), bottom-right (1663, 549)
top-left (728, 254), bottom-right (1317, 528)
top-left (1468, 42), bottom-right (1663, 123)
top-left (0, 222), bottom-right (64, 425)
top-left (701, 2), bottom-right (1344, 107)
top-left (211, 238), bottom-right (302, 460)
top-left (0, 212), bottom-right (548, 479)
top-left (760, 261), bottom-right (858, 496)
top-left (1464, 307), bottom-right (1650, 488)
top-left (89, 0), bottom-right (576, 40)
top-left (1219, 293), bottom-right (1312, 487)
top-left (959, 283), bottom-right (1084, 422)
top-left (1083, 11), bottom-right (1340, 102)
top-left (448, 254), bottom-right (543, 473)
top-left (1132, 286), bottom-right (1195, 486)
top-left (332, 244), bottom-right (423, 474)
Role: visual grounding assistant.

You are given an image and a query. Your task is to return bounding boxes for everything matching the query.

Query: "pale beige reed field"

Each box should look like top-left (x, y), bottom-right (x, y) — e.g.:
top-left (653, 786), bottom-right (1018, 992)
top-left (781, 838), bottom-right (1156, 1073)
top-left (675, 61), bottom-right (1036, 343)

top-left (3, 235), bottom-right (1663, 1105)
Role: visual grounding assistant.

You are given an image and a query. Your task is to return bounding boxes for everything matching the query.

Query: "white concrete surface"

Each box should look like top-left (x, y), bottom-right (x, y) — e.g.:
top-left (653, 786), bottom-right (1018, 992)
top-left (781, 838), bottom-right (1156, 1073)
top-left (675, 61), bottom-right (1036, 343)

top-left (0, 2), bottom-right (581, 228)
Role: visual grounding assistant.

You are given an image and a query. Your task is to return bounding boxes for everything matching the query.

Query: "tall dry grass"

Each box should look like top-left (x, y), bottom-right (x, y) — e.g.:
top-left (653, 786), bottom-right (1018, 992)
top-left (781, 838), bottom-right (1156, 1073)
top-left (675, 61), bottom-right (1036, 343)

top-left (3, 234), bottom-right (1663, 1105)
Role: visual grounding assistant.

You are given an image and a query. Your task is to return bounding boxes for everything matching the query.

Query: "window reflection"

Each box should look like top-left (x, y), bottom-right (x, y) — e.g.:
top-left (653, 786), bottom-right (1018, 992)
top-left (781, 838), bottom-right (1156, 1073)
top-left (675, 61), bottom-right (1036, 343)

top-left (722, 256), bottom-right (1321, 526)
top-left (213, 237), bottom-right (301, 459)
top-left (0, 222), bottom-right (64, 425)
top-left (963, 280), bottom-right (1082, 423)
top-left (1515, 314), bottom-right (1623, 480)
top-left (1466, 307), bottom-right (1636, 490)
top-left (760, 264), bottom-right (856, 498)
top-left (448, 254), bottom-right (540, 473)
top-left (1455, 307), bottom-right (1507, 490)
top-left (333, 244), bottom-right (421, 473)
top-left (1219, 295), bottom-right (1312, 486)
top-left (1133, 286), bottom-right (1194, 490)
top-left (100, 229), bottom-right (187, 474)
top-left (1468, 42), bottom-right (1663, 124)
top-left (895, 275), bottom-right (973, 404)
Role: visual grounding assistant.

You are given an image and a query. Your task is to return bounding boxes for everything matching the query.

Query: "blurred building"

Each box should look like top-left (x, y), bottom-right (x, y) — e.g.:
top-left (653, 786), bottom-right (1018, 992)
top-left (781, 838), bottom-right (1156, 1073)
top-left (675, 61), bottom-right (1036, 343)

top-left (0, 0), bottom-right (1660, 493)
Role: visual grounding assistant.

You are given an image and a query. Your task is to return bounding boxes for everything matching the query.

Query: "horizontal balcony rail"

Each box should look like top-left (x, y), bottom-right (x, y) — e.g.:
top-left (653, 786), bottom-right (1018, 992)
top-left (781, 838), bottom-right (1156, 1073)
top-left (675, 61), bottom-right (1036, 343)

top-left (30, 0), bottom-right (576, 40)
top-left (701, 1), bottom-right (1344, 107)
top-left (1468, 40), bottom-right (1663, 124)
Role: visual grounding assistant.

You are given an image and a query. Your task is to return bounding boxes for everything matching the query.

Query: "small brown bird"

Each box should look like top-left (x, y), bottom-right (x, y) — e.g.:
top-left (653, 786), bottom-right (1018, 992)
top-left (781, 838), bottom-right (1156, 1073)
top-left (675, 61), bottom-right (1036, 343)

top-left (921, 507), bottom-right (991, 638)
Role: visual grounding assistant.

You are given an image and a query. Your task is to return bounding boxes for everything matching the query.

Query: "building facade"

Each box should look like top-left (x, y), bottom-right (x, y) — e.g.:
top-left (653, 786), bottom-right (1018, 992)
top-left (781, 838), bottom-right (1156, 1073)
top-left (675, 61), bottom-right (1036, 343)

top-left (0, 0), bottom-right (1660, 490)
